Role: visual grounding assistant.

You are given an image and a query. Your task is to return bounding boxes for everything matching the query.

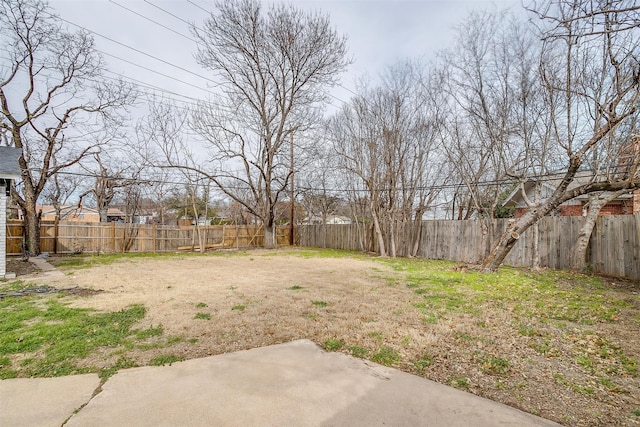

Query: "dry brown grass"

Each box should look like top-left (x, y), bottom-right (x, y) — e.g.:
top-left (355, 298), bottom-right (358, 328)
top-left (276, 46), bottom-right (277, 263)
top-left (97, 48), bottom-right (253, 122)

top-left (14, 248), bottom-right (640, 426)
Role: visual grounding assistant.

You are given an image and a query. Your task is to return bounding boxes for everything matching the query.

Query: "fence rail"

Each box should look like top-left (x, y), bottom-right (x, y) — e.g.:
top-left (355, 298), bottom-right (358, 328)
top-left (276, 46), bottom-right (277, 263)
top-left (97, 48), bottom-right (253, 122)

top-left (6, 220), bottom-right (291, 255)
top-left (298, 213), bottom-right (640, 280)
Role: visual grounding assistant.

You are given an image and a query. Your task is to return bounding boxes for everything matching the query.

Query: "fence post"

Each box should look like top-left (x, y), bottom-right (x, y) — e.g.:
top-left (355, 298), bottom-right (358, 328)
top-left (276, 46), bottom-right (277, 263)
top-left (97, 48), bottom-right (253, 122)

top-left (53, 217), bottom-right (58, 255)
top-left (111, 222), bottom-right (116, 253)
top-left (153, 223), bottom-right (157, 254)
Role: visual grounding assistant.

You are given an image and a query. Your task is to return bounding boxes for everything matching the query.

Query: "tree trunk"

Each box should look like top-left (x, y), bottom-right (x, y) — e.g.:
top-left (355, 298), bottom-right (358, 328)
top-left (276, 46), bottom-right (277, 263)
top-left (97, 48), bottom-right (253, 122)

top-left (21, 199), bottom-right (41, 257)
top-left (411, 214), bottom-right (424, 258)
top-left (570, 191), bottom-right (626, 271)
top-left (264, 223), bottom-right (276, 249)
top-left (371, 208), bottom-right (386, 257)
top-left (99, 207), bottom-right (108, 223)
top-left (531, 222), bottom-right (540, 270)
top-left (389, 215), bottom-right (397, 258)
top-left (482, 207), bottom-right (543, 271)
top-left (478, 219), bottom-right (489, 264)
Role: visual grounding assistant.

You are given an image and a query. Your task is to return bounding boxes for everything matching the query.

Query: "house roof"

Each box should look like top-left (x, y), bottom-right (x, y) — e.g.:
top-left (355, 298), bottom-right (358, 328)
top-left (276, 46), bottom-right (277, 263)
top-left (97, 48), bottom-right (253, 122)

top-left (0, 147), bottom-right (22, 180)
top-left (502, 171), bottom-right (635, 207)
top-left (37, 205), bottom-right (125, 217)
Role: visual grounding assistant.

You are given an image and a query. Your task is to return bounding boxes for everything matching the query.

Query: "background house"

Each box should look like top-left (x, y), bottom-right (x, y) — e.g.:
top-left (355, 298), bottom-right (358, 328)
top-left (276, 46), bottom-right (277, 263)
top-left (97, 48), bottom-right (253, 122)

top-left (503, 175), bottom-right (640, 218)
top-left (28, 205), bottom-right (127, 223)
top-left (0, 146), bottom-right (22, 278)
top-left (302, 214), bottom-right (352, 225)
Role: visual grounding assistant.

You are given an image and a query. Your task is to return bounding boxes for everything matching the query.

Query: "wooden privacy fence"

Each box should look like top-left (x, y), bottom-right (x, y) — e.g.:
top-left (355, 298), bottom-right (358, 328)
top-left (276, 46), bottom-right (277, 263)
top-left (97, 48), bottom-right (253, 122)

top-left (298, 213), bottom-right (640, 280)
top-left (5, 220), bottom-right (291, 255)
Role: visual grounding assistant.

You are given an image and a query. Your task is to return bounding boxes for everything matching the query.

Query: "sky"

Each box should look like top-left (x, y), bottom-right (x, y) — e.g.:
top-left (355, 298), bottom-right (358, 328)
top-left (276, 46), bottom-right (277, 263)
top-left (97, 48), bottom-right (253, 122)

top-left (47, 0), bottom-right (526, 111)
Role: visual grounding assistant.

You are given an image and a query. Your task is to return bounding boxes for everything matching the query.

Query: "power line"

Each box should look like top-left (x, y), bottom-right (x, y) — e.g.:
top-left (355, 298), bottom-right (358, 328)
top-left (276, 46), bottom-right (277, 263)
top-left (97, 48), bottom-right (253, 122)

top-left (108, 0), bottom-right (195, 42)
top-left (26, 165), bottom-right (628, 196)
top-left (46, 11), bottom-right (222, 88)
top-left (185, 0), bottom-right (210, 15)
top-left (100, 51), bottom-right (215, 95)
top-left (144, 0), bottom-right (204, 33)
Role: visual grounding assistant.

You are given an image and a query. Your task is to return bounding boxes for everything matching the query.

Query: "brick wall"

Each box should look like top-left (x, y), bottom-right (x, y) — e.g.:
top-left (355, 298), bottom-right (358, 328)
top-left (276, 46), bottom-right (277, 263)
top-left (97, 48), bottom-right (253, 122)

top-left (516, 200), bottom-right (632, 218)
top-left (599, 203), bottom-right (630, 216)
top-left (0, 185), bottom-right (6, 278)
top-left (634, 189), bottom-right (640, 214)
top-left (558, 205), bottom-right (583, 216)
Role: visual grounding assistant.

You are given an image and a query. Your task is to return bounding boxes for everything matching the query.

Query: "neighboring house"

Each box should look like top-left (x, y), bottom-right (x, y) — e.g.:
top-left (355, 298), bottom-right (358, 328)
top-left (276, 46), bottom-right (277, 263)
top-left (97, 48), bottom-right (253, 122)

top-left (503, 173), bottom-right (640, 218)
top-left (302, 215), bottom-right (352, 225)
top-left (27, 205), bottom-right (127, 223)
top-left (0, 146), bottom-right (22, 278)
top-left (132, 212), bottom-right (156, 225)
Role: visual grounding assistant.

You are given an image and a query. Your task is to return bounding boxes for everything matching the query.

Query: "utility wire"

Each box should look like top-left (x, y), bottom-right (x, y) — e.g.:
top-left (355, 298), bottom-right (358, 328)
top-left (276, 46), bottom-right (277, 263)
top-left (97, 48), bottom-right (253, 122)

top-left (144, 0), bottom-right (204, 33)
top-left (108, 0), bottom-right (195, 42)
top-left (100, 51), bottom-right (216, 95)
top-left (30, 166), bottom-right (628, 195)
top-left (185, 0), bottom-right (211, 14)
top-left (46, 11), bottom-right (222, 88)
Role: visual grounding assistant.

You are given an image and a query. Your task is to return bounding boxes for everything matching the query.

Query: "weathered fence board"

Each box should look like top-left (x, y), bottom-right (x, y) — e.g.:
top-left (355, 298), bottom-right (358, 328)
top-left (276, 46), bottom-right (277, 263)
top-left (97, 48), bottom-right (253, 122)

top-left (299, 213), bottom-right (640, 280)
top-left (6, 220), bottom-right (290, 255)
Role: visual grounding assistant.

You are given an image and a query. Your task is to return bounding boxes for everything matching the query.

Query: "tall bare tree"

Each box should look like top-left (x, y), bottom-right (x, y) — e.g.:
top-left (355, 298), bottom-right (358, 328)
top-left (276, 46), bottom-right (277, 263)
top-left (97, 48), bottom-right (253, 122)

top-left (331, 61), bottom-right (445, 257)
top-left (188, 0), bottom-right (350, 248)
top-left (438, 10), bottom-right (552, 263)
top-left (0, 0), bottom-right (135, 255)
top-left (482, 0), bottom-right (640, 270)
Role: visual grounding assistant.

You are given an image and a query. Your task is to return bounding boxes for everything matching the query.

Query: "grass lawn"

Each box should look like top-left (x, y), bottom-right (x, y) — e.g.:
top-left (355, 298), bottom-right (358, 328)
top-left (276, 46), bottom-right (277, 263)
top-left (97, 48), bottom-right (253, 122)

top-left (1, 248), bottom-right (638, 426)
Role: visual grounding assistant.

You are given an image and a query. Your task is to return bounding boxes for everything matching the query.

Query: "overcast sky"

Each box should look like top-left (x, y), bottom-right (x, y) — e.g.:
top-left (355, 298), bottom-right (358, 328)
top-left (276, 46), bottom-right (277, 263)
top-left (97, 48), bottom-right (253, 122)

top-left (48, 0), bottom-right (525, 110)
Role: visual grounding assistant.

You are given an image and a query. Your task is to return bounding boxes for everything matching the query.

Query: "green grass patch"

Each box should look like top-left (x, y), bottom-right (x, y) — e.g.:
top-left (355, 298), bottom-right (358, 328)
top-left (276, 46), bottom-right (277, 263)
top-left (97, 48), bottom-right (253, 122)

top-left (0, 280), bottom-right (31, 293)
top-left (378, 258), bottom-right (628, 325)
top-left (231, 305), bottom-right (246, 311)
top-left (99, 356), bottom-right (139, 380)
top-left (553, 373), bottom-right (595, 395)
top-left (597, 377), bottom-right (625, 393)
top-left (347, 345), bottom-right (369, 358)
top-left (481, 355), bottom-right (511, 376)
top-left (288, 285), bottom-right (304, 290)
top-left (413, 353), bottom-right (433, 372)
top-left (311, 300), bottom-right (328, 307)
top-left (450, 377), bottom-right (469, 389)
top-left (0, 296), bottom-right (176, 378)
top-left (196, 302), bottom-right (208, 308)
top-left (149, 354), bottom-right (183, 366)
top-left (270, 248), bottom-right (367, 259)
top-left (370, 346), bottom-right (400, 366)
top-left (194, 312), bottom-right (211, 320)
top-left (135, 325), bottom-right (164, 340)
top-left (367, 331), bottom-right (383, 342)
top-left (323, 338), bottom-right (345, 352)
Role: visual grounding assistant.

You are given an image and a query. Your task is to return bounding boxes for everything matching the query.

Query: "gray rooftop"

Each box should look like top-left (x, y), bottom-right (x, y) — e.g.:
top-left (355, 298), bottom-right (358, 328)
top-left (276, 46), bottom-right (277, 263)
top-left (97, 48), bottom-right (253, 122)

top-left (0, 146), bottom-right (22, 179)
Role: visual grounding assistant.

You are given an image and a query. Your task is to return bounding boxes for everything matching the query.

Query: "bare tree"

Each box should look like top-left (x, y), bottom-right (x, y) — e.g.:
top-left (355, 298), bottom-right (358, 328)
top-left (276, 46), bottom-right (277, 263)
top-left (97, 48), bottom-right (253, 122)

top-left (570, 118), bottom-right (640, 271)
top-left (41, 168), bottom-right (85, 220)
top-left (331, 61), bottom-right (445, 257)
top-left (142, 100), bottom-right (214, 252)
top-left (0, 0), bottom-right (135, 255)
top-left (188, 0), bottom-right (350, 248)
top-left (482, 0), bottom-right (640, 270)
top-left (439, 11), bottom-right (551, 263)
top-left (78, 153), bottom-right (144, 223)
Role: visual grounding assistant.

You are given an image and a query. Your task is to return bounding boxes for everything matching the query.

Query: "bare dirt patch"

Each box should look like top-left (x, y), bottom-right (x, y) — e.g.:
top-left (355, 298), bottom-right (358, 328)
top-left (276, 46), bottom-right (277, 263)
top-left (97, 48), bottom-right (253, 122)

top-left (5, 257), bottom-right (38, 276)
top-left (37, 250), bottom-right (640, 426)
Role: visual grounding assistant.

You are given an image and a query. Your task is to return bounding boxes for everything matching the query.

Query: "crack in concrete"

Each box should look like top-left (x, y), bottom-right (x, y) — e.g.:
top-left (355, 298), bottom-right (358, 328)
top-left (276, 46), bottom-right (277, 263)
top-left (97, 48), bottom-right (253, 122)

top-left (61, 378), bottom-right (107, 426)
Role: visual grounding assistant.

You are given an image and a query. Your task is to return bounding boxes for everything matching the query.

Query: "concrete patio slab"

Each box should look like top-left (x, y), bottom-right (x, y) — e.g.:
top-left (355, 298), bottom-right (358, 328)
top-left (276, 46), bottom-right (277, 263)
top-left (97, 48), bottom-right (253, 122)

top-left (64, 340), bottom-right (559, 427)
top-left (0, 374), bottom-right (100, 427)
